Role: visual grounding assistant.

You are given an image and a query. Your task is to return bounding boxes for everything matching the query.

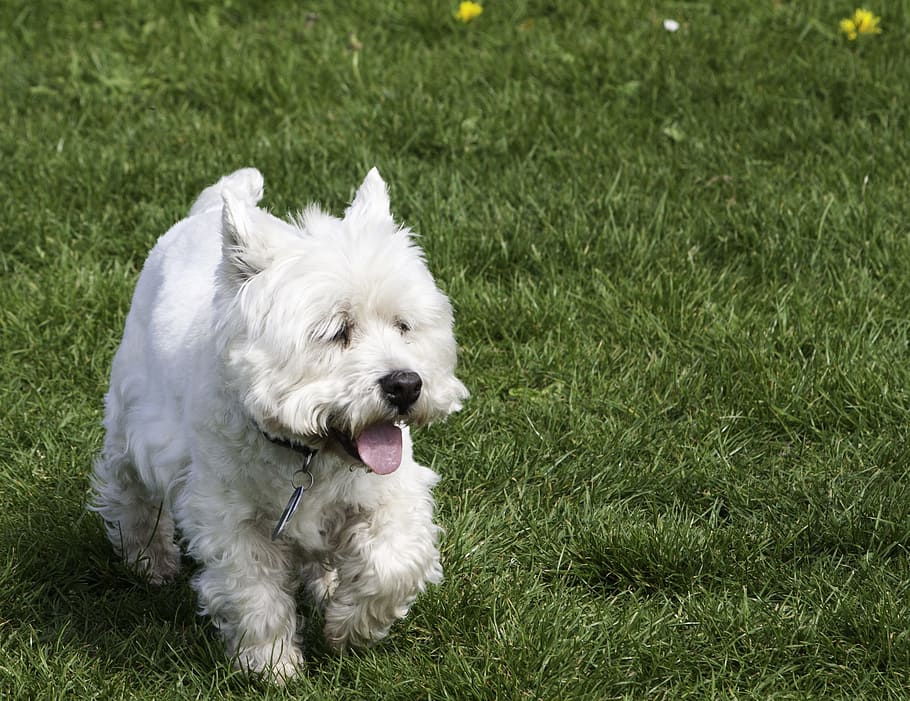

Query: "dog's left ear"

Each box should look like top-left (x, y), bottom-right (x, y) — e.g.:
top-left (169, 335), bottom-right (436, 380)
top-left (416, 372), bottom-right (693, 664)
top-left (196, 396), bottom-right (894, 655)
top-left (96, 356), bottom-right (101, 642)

top-left (344, 168), bottom-right (392, 224)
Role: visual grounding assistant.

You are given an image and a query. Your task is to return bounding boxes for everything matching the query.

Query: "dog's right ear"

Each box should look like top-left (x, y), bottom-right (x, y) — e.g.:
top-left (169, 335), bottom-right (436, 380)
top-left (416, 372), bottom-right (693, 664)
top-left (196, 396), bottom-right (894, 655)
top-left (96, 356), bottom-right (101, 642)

top-left (221, 192), bottom-right (279, 284)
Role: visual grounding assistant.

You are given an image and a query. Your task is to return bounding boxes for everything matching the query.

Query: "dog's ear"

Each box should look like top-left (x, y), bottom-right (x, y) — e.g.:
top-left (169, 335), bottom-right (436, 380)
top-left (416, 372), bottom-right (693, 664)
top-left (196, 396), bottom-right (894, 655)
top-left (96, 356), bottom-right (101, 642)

top-left (220, 192), bottom-right (282, 283)
top-left (344, 168), bottom-right (392, 224)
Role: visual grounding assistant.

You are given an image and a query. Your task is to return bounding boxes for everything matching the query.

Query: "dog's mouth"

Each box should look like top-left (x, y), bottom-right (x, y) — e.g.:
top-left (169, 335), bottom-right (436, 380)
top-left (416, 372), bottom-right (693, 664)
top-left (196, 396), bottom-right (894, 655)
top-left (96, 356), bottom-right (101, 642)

top-left (331, 423), bottom-right (403, 475)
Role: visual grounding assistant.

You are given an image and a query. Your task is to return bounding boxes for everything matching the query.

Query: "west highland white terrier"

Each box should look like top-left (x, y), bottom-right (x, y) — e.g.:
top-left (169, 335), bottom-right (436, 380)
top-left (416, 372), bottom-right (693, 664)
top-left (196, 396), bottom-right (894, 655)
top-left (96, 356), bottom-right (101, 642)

top-left (89, 168), bottom-right (468, 679)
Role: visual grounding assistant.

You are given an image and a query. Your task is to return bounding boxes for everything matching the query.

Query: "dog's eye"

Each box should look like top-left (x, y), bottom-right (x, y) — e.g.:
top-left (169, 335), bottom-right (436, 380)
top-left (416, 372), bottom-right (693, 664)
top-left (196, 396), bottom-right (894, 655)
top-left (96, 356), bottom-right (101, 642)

top-left (394, 319), bottom-right (411, 334)
top-left (332, 322), bottom-right (353, 347)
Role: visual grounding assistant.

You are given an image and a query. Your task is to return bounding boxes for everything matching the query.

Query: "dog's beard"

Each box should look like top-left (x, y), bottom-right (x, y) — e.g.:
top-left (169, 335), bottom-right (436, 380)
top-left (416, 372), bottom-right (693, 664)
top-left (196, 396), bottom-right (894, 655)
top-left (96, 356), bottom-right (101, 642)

top-left (256, 390), bottom-right (414, 474)
top-left (262, 421), bottom-right (405, 474)
top-left (254, 371), bottom-right (466, 475)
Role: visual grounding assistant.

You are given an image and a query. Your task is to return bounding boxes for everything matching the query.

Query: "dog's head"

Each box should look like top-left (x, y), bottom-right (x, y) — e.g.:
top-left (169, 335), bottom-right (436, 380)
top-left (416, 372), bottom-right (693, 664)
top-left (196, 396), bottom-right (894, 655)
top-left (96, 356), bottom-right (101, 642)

top-left (214, 169), bottom-right (468, 473)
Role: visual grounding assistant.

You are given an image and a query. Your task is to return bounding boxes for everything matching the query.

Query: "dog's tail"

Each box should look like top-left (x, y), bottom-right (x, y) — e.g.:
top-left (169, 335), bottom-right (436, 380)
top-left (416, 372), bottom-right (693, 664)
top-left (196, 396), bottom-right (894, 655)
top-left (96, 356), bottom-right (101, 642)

top-left (188, 168), bottom-right (264, 217)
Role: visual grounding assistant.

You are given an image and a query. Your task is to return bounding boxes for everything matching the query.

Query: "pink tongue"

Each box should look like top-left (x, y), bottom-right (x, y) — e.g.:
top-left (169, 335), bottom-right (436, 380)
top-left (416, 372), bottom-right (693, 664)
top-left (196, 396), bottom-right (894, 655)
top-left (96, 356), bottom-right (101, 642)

top-left (355, 423), bottom-right (402, 475)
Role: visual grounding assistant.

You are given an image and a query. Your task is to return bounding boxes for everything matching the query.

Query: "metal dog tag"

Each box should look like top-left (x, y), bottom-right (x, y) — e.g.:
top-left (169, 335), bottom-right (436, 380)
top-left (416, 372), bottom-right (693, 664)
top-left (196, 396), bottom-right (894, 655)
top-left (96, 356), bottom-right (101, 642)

top-left (272, 485), bottom-right (305, 541)
top-left (271, 464), bottom-right (315, 541)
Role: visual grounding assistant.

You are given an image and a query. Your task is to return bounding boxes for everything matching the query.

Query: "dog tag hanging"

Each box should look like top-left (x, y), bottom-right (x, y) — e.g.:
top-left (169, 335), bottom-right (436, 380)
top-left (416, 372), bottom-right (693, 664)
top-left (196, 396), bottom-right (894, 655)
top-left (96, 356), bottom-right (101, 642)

top-left (271, 461), bottom-right (314, 541)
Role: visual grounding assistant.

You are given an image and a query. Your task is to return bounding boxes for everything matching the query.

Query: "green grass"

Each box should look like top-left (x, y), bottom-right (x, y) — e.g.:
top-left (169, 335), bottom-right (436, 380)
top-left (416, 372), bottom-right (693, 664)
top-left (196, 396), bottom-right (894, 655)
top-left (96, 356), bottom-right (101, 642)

top-left (3, 0), bottom-right (910, 698)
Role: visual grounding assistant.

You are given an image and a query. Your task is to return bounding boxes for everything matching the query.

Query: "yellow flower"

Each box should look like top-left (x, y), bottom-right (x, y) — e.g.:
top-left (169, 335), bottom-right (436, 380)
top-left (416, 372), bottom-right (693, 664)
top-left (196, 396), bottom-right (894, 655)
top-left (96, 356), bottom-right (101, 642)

top-left (455, 1), bottom-right (483, 23)
top-left (839, 8), bottom-right (881, 41)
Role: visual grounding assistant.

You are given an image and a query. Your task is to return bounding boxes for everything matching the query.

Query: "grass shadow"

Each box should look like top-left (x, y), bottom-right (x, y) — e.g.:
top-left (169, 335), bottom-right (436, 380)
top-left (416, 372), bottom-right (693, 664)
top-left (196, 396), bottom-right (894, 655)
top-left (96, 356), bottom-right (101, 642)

top-left (1, 497), bottom-right (356, 688)
top-left (0, 501), bottom-right (227, 677)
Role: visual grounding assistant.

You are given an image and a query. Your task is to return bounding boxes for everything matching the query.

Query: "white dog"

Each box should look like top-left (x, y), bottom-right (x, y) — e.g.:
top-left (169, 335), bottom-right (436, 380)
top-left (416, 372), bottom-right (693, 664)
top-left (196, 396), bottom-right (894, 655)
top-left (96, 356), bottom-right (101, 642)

top-left (89, 168), bottom-right (468, 679)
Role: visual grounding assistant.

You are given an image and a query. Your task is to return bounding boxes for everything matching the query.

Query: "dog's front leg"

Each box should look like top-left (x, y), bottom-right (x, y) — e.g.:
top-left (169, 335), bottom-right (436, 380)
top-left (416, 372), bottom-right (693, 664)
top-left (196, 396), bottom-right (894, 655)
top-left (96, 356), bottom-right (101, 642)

top-left (182, 492), bottom-right (302, 680)
top-left (323, 504), bottom-right (442, 650)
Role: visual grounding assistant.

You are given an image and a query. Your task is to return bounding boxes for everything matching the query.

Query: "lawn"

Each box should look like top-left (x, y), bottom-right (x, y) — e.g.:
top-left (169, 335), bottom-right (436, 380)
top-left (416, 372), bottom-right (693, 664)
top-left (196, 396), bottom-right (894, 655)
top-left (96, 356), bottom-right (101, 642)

top-left (3, 1), bottom-right (910, 698)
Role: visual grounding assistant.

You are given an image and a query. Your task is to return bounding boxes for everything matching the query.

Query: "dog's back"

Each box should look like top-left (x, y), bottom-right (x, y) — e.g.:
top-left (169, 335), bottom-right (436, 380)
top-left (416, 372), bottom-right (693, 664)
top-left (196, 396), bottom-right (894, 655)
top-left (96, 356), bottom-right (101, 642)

top-left (88, 171), bottom-right (267, 578)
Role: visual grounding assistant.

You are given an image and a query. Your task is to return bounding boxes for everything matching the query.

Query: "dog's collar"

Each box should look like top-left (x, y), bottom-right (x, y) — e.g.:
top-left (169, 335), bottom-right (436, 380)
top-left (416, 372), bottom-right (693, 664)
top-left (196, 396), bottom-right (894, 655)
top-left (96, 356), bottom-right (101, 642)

top-left (262, 431), bottom-right (317, 459)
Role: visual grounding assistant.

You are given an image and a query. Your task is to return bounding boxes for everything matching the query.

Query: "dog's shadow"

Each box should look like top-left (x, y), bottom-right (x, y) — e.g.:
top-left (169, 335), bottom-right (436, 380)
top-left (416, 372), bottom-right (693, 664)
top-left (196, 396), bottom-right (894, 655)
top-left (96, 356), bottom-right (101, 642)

top-left (2, 504), bottom-right (335, 685)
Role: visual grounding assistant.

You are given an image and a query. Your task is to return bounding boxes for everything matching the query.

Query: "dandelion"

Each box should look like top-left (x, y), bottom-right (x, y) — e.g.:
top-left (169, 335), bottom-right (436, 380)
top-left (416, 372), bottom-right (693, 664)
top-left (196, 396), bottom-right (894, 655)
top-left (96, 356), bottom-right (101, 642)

top-left (839, 8), bottom-right (881, 41)
top-left (455, 1), bottom-right (483, 23)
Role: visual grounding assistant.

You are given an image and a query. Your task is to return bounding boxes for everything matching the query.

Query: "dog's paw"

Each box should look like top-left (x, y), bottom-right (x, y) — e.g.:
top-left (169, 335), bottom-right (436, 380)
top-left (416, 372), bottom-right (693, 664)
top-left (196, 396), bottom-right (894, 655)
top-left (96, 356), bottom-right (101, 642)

top-left (323, 595), bottom-right (405, 652)
top-left (129, 541), bottom-right (181, 585)
top-left (234, 643), bottom-right (303, 684)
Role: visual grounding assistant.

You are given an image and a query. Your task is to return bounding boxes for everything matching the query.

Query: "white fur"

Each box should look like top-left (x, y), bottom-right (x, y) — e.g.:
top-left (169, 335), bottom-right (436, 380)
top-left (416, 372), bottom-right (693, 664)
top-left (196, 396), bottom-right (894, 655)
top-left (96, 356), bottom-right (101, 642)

top-left (89, 168), bottom-right (468, 680)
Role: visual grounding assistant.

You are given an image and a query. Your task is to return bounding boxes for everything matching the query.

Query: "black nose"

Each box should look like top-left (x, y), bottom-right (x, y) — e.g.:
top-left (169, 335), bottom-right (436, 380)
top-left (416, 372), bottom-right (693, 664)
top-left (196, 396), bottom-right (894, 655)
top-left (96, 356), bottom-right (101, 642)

top-left (379, 371), bottom-right (422, 412)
